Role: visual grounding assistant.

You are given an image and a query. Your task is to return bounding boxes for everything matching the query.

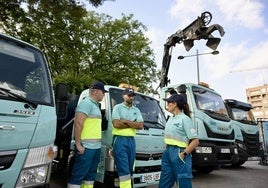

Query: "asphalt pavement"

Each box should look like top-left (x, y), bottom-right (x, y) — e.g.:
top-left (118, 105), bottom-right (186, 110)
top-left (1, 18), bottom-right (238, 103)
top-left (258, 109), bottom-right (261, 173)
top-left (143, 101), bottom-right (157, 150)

top-left (49, 161), bottom-right (268, 188)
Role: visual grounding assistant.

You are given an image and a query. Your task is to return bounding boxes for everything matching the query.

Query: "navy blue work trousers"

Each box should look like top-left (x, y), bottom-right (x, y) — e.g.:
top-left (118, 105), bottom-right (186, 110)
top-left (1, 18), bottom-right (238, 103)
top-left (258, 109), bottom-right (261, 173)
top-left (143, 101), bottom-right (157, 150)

top-left (159, 145), bottom-right (193, 188)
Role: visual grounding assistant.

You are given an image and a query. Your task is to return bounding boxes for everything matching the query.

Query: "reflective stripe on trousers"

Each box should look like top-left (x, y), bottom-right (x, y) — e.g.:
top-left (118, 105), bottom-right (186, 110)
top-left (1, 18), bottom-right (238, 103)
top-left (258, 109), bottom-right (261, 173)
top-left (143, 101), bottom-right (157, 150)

top-left (158, 145), bottom-right (193, 188)
top-left (67, 182), bottom-right (93, 188)
top-left (81, 180), bottom-right (94, 188)
top-left (119, 179), bottom-right (132, 188)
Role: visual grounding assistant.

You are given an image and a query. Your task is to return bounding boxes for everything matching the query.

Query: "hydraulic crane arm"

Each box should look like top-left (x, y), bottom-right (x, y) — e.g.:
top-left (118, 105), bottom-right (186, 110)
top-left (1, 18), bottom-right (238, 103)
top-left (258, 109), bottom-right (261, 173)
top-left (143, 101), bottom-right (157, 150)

top-left (158, 11), bottom-right (225, 89)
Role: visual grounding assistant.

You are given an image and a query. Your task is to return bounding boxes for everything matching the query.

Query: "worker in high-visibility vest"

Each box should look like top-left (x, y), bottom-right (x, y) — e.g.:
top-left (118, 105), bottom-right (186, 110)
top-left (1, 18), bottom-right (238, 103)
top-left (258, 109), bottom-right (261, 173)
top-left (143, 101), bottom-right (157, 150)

top-left (67, 81), bottom-right (107, 188)
top-left (159, 94), bottom-right (199, 188)
top-left (112, 88), bottom-right (144, 188)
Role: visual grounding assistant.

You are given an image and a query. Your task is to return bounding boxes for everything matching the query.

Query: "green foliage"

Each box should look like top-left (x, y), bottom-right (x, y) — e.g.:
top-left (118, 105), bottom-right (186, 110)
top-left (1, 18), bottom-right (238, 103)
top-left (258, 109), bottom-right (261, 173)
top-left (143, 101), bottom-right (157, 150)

top-left (0, 0), bottom-right (159, 95)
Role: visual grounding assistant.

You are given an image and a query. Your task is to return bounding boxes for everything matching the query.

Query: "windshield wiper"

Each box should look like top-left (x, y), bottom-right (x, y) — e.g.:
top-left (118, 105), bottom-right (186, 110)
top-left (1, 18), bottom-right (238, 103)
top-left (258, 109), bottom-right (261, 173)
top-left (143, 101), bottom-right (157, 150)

top-left (0, 87), bottom-right (38, 109)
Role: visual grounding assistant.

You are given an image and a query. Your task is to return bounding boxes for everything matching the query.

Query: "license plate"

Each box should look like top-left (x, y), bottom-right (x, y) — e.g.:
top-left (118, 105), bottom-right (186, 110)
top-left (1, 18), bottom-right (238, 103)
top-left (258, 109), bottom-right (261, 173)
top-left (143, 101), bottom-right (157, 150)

top-left (221, 148), bottom-right (230, 153)
top-left (140, 172), bottom-right (161, 183)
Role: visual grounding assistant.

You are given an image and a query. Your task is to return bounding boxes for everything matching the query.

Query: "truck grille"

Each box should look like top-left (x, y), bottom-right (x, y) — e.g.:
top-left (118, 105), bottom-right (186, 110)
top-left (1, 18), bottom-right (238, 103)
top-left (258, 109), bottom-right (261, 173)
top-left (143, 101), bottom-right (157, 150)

top-left (242, 131), bottom-right (260, 156)
top-left (204, 123), bottom-right (235, 140)
top-left (136, 153), bottom-right (162, 161)
top-left (134, 165), bottom-right (161, 174)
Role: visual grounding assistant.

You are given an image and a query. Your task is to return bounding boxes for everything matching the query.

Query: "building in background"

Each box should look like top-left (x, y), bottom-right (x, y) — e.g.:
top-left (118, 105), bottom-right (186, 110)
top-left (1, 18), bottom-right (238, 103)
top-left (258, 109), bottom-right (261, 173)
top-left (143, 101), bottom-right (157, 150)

top-left (246, 84), bottom-right (268, 119)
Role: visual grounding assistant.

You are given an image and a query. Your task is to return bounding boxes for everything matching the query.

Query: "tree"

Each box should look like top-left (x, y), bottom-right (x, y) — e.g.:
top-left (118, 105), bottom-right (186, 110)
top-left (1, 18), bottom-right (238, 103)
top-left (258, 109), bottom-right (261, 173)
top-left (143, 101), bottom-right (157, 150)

top-left (0, 0), bottom-right (158, 94)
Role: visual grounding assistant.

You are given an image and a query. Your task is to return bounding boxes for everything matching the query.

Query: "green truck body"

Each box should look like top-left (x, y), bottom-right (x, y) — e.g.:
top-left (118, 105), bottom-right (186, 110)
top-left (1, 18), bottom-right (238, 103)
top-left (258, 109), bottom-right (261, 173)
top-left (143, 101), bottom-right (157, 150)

top-left (0, 33), bottom-right (66, 187)
top-left (224, 99), bottom-right (260, 166)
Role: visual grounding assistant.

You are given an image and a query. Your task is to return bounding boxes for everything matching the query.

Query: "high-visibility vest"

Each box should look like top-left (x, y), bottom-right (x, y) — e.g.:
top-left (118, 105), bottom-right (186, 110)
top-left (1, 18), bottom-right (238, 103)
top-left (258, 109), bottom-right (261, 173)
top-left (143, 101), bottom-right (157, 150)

top-left (76, 97), bottom-right (102, 142)
top-left (164, 137), bottom-right (188, 148)
top-left (164, 112), bottom-right (197, 148)
top-left (81, 115), bottom-right (102, 141)
top-left (112, 103), bottom-right (143, 136)
top-left (112, 126), bottom-right (136, 136)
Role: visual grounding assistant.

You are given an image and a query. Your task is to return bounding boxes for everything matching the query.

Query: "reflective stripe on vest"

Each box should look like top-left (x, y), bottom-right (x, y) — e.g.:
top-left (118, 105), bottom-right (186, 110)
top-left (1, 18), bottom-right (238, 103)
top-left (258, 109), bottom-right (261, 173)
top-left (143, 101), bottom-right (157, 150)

top-left (164, 136), bottom-right (188, 148)
top-left (112, 127), bottom-right (136, 136)
top-left (81, 117), bottom-right (101, 140)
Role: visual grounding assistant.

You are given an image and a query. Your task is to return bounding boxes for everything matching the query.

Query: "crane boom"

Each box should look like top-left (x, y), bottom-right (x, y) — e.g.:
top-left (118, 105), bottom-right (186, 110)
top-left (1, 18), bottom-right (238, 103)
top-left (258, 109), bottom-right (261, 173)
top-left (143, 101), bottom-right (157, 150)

top-left (158, 11), bottom-right (225, 89)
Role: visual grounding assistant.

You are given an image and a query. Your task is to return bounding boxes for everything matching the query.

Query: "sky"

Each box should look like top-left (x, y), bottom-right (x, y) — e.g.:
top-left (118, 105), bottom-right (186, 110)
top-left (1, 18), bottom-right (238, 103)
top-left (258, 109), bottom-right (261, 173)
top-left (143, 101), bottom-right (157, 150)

top-left (87, 0), bottom-right (268, 102)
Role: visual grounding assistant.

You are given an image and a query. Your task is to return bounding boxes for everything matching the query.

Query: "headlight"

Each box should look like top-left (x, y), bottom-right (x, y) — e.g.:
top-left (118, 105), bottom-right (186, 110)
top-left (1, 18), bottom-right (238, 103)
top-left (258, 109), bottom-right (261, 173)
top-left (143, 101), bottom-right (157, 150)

top-left (16, 165), bottom-right (48, 187)
top-left (16, 144), bottom-right (57, 187)
top-left (195, 146), bottom-right (212, 153)
top-left (234, 148), bottom-right (238, 154)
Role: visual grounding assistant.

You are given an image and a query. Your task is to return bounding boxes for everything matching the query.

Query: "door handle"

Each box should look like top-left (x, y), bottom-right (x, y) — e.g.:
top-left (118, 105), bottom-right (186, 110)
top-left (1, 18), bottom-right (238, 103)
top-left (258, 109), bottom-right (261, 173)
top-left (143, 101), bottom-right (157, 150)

top-left (0, 125), bottom-right (15, 130)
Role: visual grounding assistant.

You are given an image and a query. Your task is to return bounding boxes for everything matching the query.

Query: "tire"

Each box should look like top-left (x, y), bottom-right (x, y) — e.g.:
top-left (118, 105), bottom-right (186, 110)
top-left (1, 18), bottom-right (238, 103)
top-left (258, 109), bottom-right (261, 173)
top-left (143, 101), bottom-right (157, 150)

top-left (94, 181), bottom-right (104, 188)
top-left (232, 160), bottom-right (246, 167)
top-left (103, 171), bottom-right (119, 188)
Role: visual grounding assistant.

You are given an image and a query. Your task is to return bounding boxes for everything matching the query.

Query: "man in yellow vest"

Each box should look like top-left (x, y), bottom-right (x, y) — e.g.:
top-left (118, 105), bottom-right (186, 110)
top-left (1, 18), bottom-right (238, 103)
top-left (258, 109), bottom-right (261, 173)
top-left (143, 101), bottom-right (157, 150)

top-left (112, 88), bottom-right (144, 188)
top-left (68, 81), bottom-right (107, 188)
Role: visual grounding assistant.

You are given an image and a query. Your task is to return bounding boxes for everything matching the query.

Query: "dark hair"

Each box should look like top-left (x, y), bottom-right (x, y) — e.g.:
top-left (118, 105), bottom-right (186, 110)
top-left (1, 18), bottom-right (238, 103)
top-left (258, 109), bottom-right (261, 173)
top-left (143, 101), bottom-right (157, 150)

top-left (177, 103), bottom-right (191, 117)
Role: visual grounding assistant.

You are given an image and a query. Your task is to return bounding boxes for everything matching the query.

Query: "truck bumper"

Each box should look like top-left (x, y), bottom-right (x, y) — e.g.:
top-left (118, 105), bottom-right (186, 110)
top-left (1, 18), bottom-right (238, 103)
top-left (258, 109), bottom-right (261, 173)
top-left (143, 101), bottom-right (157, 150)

top-left (192, 141), bottom-right (239, 166)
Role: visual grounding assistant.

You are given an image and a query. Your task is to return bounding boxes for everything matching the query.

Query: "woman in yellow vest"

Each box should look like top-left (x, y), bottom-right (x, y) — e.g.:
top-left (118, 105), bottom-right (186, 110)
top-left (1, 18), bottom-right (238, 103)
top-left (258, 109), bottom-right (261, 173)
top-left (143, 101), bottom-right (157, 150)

top-left (68, 81), bottom-right (107, 188)
top-left (159, 94), bottom-right (199, 188)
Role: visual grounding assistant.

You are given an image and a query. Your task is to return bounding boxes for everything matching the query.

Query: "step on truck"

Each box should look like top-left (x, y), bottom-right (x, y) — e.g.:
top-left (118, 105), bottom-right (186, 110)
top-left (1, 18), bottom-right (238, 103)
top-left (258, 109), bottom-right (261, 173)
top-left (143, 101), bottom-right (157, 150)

top-left (0, 33), bottom-right (67, 187)
top-left (160, 83), bottom-right (238, 173)
top-left (54, 84), bottom-right (166, 187)
top-left (224, 99), bottom-right (260, 166)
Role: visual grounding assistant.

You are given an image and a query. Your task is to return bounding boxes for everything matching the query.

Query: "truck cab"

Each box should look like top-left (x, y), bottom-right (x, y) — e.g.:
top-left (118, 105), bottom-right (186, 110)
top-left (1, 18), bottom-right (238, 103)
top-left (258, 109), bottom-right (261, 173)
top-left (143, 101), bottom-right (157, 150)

top-left (160, 83), bottom-right (238, 173)
top-left (67, 85), bottom-right (166, 187)
top-left (0, 33), bottom-right (66, 187)
top-left (224, 99), bottom-right (260, 165)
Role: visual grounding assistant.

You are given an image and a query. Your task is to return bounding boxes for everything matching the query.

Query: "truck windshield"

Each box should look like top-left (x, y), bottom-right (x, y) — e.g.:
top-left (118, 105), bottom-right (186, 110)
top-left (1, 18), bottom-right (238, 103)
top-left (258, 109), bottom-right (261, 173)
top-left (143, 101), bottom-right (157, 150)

top-left (109, 88), bottom-right (166, 129)
top-left (230, 107), bottom-right (256, 124)
top-left (193, 86), bottom-right (228, 116)
top-left (0, 36), bottom-right (53, 105)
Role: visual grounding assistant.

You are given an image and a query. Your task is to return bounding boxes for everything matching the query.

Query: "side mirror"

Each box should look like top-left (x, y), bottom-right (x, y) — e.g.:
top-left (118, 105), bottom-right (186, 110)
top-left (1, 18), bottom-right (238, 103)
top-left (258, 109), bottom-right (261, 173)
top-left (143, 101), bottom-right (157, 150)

top-left (177, 84), bottom-right (186, 94)
top-left (101, 109), bottom-right (108, 131)
top-left (55, 83), bottom-right (68, 119)
top-left (177, 85), bottom-right (187, 102)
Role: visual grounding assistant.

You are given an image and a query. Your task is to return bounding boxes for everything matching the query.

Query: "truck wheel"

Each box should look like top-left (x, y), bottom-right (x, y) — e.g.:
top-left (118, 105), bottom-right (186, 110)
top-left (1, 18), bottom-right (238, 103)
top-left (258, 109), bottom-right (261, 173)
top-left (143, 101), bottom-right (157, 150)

top-left (94, 181), bottom-right (104, 188)
top-left (232, 160), bottom-right (246, 167)
top-left (39, 183), bottom-right (50, 188)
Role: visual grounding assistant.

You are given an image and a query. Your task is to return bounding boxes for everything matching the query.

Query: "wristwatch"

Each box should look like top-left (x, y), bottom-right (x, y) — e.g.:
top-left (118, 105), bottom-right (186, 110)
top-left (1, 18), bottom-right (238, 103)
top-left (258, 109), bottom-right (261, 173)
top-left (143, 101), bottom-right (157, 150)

top-left (183, 151), bottom-right (188, 157)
